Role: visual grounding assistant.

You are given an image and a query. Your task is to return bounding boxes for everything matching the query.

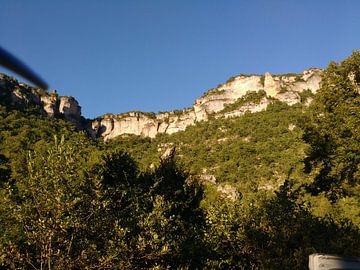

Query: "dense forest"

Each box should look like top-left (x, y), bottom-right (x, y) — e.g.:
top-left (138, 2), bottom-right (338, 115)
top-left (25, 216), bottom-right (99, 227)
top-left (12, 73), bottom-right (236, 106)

top-left (0, 52), bottom-right (359, 269)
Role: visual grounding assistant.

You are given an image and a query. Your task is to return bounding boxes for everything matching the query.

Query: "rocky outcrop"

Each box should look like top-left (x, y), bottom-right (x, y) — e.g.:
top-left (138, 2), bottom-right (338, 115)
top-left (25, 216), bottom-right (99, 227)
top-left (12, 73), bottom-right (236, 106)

top-left (194, 68), bottom-right (321, 119)
top-left (91, 110), bottom-right (198, 140)
top-left (40, 95), bottom-right (59, 117)
top-left (93, 68), bottom-right (322, 140)
top-left (0, 68), bottom-right (322, 140)
top-left (218, 97), bottom-right (271, 119)
top-left (38, 94), bottom-right (82, 126)
top-left (217, 184), bottom-right (241, 201)
top-left (0, 73), bottom-right (84, 129)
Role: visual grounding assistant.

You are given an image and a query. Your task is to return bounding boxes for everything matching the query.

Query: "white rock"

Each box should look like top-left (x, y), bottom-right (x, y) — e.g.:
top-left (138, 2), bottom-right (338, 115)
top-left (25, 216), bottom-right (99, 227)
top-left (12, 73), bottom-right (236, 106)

top-left (93, 68), bottom-right (322, 140)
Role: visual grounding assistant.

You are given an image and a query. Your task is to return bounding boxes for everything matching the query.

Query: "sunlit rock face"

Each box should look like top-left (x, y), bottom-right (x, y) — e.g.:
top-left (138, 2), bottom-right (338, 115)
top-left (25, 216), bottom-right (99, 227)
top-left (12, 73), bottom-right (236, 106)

top-left (0, 73), bottom-right (84, 129)
top-left (39, 95), bottom-right (83, 128)
top-left (58, 96), bottom-right (83, 128)
top-left (95, 112), bottom-right (159, 140)
top-left (91, 110), bottom-right (198, 140)
top-left (0, 68), bottom-right (322, 140)
top-left (217, 97), bottom-right (272, 119)
top-left (194, 75), bottom-right (263, 121)
top-left (40, 95), bottom-right (82, 120)
top-left (159, 109), bottom-right (197, 134)
top-left (194, 68), bottom-right (321, 118)
top-left (41, 95), bottom-right (59, 117)
top-left (264, 72), bottom-right (279, 97)
top-left (93, 68), bottom-right (322, 140)
top-left (59, 96), bottom-right (81, 118)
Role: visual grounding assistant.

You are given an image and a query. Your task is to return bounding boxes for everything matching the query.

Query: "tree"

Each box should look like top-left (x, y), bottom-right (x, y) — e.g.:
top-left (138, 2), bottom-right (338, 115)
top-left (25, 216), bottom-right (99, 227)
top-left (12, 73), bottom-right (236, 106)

top-left (91, 152), bottom-right (206, 269)
top-left (0, 136), bottom-right (101, 269)
top-left (0, 154), bottom-right (10, 183)
top-left (203, 181), bottom-right (360, 269)
top-left (303, 51), bottom-right (360, 200)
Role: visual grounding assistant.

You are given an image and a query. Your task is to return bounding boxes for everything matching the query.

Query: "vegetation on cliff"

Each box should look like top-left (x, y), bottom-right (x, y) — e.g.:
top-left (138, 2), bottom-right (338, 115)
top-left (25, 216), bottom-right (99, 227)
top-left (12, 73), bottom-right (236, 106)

top-left (0, 52), bottom-right (359, 269)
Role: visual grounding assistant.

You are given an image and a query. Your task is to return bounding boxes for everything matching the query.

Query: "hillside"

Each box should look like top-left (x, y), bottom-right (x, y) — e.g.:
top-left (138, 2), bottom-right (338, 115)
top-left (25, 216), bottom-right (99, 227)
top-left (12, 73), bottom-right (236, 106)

top-left (1, 68), bottom-right (321, 140)
top-left (0, 52), bottom-right (359, 269)
top-left (0, 67), bottom-right (320, 199)
top-left (91, 68), bottom-right (321, 140)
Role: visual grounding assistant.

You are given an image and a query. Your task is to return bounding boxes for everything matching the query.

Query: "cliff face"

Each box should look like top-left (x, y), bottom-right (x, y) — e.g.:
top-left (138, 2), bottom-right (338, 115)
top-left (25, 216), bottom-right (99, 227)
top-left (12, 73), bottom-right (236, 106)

top-left (194, 68), bottom-right (321, 120)
top-left (0, 73), bottom-right (84, 129)
top-left (92, 68), bottom-right (321, 140)
top-left (0, 68), bottom-right (322, 140)
top-left (90, 109), bottom-right (197, 140)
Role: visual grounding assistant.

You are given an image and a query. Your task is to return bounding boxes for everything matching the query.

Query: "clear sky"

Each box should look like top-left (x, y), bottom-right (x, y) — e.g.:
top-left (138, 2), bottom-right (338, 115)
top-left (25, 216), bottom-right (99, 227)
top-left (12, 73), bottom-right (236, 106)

top-left (0, 0), bottom-right (359, 118)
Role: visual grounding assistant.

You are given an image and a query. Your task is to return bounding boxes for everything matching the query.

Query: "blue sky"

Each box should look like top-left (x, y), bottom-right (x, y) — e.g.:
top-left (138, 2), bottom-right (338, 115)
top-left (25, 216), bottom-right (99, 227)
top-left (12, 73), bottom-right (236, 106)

top-left (0, 0), bottom-right (359, 118)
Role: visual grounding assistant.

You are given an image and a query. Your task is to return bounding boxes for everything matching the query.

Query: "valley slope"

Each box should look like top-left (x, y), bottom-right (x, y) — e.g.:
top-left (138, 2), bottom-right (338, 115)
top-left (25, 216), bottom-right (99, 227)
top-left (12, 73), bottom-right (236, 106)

top-left (1, 68), bottom-right (321, 140)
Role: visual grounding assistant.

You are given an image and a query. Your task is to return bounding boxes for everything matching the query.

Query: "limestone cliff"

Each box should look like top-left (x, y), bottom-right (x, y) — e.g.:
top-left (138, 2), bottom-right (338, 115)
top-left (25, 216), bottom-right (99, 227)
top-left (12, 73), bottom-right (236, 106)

top-left (0, 68), bottom-right (322, 140)
top-left (0, 73), bottom-right (84, 129)
top-left (93, 68), bottom-right (321, 140)
top-left (90, 109), bottom-right (197, 140)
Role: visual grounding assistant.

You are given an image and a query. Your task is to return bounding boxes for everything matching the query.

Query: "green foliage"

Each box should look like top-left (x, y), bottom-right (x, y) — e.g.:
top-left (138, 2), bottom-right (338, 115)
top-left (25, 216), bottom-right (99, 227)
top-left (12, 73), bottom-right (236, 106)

top-left (131, 158), bottom-right (205, 269)
top-left (302, 50), bottom-right (360, 200)
top-left (0, 74), bottom-right (45, 113)
top-left (203, 181), bottom-right (360, 269)
top-left (0, 136), bottom-right (205, 269)
top-left (0, 154), bottom-right (10, 183)
top-left (298, 89), bottom-right (315, 103)
top-left (0, 105), bottom-right (79, 181)
top-left (0, 52), bottom-right (360, 268)
top-left (108, 100), bottom-right (309, 199)
top-left (220, 90), bottom-right (266, 114)
top-left (226, 76), bottom-right (237, 84)
top-left (202, 87), bottom-right (223, 98)
top-left (0, 136), bottom-right (101, 269)
top-left (128, 111), bottom-right (156, 119)
top-left (106, 135), bottom-right (159, 171)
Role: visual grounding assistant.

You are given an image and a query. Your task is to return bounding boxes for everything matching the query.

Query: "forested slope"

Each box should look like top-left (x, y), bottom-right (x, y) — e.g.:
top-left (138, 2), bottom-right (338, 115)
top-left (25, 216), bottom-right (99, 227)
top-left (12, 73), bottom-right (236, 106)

top-left (0, 52), bottom-right (359, 269)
